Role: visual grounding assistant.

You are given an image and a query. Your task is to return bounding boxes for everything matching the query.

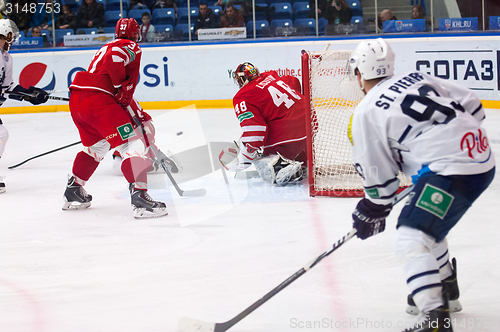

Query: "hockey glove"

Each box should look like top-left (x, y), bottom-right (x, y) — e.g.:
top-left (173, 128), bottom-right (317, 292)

top-left (352, 198), bottom-right (392, 240)
top-left (8, 85), bottom-right (29, 101)
top-left (7, 85), bottom-right (49, 104)
top-left (115, 76), bottom-right (135, 107)
top-left (219, 141), bottom-right (256, 172)
top-left (26, 86), bottom-right (49, 105)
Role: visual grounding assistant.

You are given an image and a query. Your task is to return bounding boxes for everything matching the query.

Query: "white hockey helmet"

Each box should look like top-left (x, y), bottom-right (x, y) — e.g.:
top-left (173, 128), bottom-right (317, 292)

top-left (348, 38), bottom-right (395, 81)
top-left (0, 19), bottom-right (20, 51)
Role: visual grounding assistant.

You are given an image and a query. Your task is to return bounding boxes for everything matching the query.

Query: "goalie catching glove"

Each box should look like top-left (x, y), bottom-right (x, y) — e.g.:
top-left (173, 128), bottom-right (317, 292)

top-left (352, 198), bottom-right (392, 240)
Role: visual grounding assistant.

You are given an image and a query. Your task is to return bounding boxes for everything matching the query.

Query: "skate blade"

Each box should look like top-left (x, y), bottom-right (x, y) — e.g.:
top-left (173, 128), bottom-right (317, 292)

top-left (406, 299), bottom-right (462, 315)
top-left (133, 207), bottom-right (168, 219)
top-left (62, 201), bottom-right (91, 210)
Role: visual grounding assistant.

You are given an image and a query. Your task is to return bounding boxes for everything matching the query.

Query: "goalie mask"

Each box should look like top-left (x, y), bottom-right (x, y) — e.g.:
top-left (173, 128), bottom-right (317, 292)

top-left (233, 62), bottom-right (260, 88)
top-left (348, 38), bottom-right (395, 84)
top-left (0, 19), bottom-right (19, 51)
top-left (115, 18), bottom-right (140, 42)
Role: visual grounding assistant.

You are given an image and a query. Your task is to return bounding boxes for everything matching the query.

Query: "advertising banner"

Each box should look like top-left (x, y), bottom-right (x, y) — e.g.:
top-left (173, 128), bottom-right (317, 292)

top-left (63, 33), bottom-right (115, 46)
top-left (489, 16), bottom-right (500, 30)
top-left (383, 19), bottom-right (426, 33)
top-left (11, 36), bottom-right (43, 49)
top-left (4, 35), bottom-right (500, 110)
top-left (438, 18), bottom-right (478, 31)
top-left (197, 27), bottom-right (247, 40)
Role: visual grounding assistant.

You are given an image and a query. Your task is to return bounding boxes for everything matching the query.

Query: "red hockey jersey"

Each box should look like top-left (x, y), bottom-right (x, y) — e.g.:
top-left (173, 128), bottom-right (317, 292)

top-left (70, 38), bottom-right (142, 96)
top-left (232, 71), bottom-right (307, 160)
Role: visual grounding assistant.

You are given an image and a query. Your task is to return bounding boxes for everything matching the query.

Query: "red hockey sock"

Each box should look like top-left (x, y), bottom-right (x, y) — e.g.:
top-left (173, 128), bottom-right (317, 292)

top-left (121, 156), bottom-right (148, 189)
top-left (145, 158), bottom-right (154, 172)
top-left (72, 151), bottom-right (99, 182)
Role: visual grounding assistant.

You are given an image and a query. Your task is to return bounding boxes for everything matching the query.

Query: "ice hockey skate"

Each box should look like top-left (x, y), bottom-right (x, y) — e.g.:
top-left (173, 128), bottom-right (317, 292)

top-left (62, 176), bottom-right (92, 210)
top-left (0, 179), bottom-right (5, 194)
top-left (406, 258), bottom-right (462, 315)
top-left (403, 305), bottom-right (453, 332)
top-left (130, 185), bottom-right (168, 219)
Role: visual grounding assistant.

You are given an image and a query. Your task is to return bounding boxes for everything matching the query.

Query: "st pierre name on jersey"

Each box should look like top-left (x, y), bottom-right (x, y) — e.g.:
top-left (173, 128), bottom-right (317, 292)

top-left (373, 71), bottom-right (426, 110)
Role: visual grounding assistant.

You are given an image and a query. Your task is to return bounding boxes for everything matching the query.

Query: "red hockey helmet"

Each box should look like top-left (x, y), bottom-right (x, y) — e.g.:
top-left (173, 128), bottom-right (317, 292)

top-left (115, 18), bottom-right (140, 41)
top-left (233, 62), bottom-right (260, 88)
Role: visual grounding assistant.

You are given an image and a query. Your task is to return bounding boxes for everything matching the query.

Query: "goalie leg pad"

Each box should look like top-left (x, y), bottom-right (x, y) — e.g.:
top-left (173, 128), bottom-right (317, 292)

top-left (253, 154), bottom-right (280, 183)
top-left (275, 162), bottom-right (305, 186)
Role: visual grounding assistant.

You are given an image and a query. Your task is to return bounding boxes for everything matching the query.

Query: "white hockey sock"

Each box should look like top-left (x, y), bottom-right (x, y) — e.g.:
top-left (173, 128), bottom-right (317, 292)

top-left (395, 226), bottom-right (444, 313)
top-left (431, 238), bottom-right (452, 280)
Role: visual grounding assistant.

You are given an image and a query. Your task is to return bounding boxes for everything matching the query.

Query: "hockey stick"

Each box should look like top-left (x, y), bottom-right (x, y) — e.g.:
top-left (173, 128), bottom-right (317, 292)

top-left (125, 105), bottom-right (206, 197)
top-left (3, 90), bottom-right (70, 102)
top-left (178, 184), bottom-right (415, 332)
top-left (8, 141), bottom-right (82, 169)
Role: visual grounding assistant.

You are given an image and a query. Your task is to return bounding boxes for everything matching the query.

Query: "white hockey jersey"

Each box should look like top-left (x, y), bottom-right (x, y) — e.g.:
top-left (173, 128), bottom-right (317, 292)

top-left (350, 70), bottom-right (495, 205)
top-left (0, 49), bottom-right (15, 92)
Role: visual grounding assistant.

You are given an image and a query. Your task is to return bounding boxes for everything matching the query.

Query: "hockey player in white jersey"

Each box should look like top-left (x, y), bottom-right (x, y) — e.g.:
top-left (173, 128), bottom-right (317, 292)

top-left (347, 38), bottom-right (495, 332)
top-left (0, 19), bottom-right (49, 194)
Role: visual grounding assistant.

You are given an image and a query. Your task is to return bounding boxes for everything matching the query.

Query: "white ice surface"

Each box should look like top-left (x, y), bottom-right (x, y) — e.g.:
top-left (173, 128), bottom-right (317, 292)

top-left (0, 108), bottom-right (499, 332)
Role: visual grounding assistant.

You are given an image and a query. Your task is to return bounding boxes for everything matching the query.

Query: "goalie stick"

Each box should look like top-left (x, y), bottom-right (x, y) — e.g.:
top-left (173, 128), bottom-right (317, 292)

top-left (126, 105), bottom-right (206, 197)
top-left (178, 185), bottom-right (415, 332)
top-left (8, 141), bottom-right (81, 169)
top-left (3, 90), bottom-right (69, 102)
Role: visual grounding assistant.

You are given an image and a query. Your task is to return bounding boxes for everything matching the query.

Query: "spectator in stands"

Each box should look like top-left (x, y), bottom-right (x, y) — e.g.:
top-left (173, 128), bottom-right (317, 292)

top-left (153, 0), bottom-right (177, 12)
top-left (412, 4), bottom-right (431, 31)
top-left (7, 0), bottom-right (31, 34)
top-left (76, 0), bottom-right (105, 29)
top-left (139, 12), bottom-right (155, 42)
top-left (31, 25), bottom-right (51, 47)
top-left (30, 0), bottom-right (59, 31)
top-left (130, 0), bottom-right (149, 11)
top-left (378, 8), bottom-right (396, 31)
top-left (56, 4), bottom-right (77, 30)
top-left (324, 0), bottom-right (352, 35)
top-left (219, 4), bottom-right (244, 28)
top-left (194, 3), bottom-right (219, 36)
top-left (308, 0), bottom-right (328, 19)
top-left (214, 0), bottom-right (255, 22)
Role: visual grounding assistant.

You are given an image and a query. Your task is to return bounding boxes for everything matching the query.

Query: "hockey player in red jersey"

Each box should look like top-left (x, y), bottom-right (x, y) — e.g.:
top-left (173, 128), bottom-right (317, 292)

top-left (219, 62), bottom-right (307, 186)
top-left (63, 18), bottom-right (167, 219)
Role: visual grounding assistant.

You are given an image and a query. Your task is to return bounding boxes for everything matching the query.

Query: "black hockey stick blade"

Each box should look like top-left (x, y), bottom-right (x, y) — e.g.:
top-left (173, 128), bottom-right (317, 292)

top-left (8, 141), bottom-right (81, 169)
top-left (177, 185), bottom-right (414, 332)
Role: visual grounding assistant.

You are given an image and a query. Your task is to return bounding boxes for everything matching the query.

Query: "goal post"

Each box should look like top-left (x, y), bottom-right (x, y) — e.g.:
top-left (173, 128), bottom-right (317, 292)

top-left (301, 49), bottom-right (411, 197)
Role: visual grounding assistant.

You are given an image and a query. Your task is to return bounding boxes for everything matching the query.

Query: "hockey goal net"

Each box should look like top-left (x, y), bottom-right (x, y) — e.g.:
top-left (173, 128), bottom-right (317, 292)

top-left (301, 49), bottom-right (412, 197)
